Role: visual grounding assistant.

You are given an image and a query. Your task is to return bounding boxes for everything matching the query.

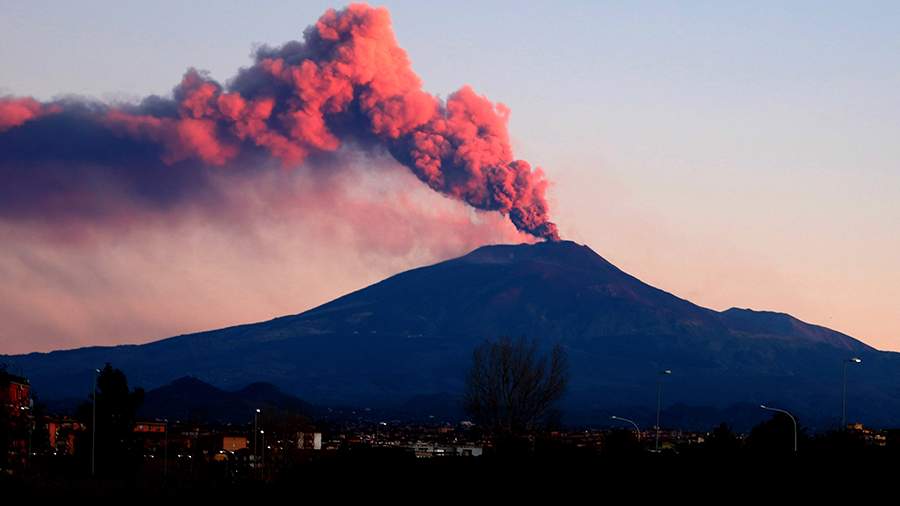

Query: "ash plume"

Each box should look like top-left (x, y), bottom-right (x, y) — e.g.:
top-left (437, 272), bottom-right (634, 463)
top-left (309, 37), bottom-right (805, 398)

top-left (0, 3), bottom-right (558, 240)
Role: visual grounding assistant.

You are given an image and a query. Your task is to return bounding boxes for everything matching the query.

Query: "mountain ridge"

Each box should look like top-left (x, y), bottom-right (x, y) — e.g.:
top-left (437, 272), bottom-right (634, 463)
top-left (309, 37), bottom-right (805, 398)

top-left (138, 376), bottom-right (313, 423)
top-left (3, 240), bottom-right (897, 427)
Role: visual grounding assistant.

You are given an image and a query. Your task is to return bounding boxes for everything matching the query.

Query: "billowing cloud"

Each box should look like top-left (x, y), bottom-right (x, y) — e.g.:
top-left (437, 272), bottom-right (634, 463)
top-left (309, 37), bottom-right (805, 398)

top-left (0, 3), bottom-right (558, 353)
top-left (0, 3), bottom-right (558, 240)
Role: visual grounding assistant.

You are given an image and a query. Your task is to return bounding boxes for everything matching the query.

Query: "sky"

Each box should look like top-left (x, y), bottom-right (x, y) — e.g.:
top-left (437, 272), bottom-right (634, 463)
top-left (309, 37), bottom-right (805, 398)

top-left (1, 0), bottom-right (898, 353)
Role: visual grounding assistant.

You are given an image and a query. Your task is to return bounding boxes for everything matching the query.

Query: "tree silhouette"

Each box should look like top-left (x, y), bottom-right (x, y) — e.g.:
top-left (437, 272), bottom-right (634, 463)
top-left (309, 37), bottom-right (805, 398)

top-left (76, 363), bottom-right (144, 477)
top-left (464, 337), bottom-right (568, 442)
top-left (746, 412), bottom-right (806, 455)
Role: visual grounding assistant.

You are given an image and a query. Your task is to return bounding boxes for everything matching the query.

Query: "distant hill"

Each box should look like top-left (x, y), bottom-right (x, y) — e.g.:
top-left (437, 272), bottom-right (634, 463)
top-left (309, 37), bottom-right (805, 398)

top-left (4, 240), bottom-right (899, 429)
top-left (138, 376), bottom-right (312, 423)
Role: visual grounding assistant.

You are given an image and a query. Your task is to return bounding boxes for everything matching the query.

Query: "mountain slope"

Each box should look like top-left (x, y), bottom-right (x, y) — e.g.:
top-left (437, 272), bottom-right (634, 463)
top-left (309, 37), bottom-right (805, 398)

top-left (138, 376), bottom-right (312, 423)
top-left (3, 241), bottom-right (898, 427)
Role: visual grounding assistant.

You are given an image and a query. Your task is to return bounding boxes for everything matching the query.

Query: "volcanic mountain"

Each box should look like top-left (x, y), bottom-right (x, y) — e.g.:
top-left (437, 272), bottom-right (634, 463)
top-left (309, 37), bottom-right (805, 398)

top-left (4, 241), bottom-right (899, 428)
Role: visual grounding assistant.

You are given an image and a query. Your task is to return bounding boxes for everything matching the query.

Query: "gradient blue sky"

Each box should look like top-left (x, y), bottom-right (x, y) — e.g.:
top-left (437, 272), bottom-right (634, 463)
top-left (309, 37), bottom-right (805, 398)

top-left (2, 0), bottom-right (899, 351)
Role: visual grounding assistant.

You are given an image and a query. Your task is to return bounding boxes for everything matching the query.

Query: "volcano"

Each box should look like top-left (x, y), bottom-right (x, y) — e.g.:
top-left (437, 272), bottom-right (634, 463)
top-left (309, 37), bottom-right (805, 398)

top-left (4, 241), bottom-right (899, 428)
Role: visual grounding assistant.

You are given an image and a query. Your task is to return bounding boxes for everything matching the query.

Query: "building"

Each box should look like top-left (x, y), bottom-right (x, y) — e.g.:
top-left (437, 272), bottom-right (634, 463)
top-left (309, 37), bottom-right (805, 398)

top-left (1, 369), bottom-right (33, 471)
top-left (0, 369), bottom-right (31, 415)
top-left (47, 416), bottom-right (86, 455)
top-left (297, 431), bottom-right (322, 450)
top-left (407, 442), bottom-right (483, 458)
top-left (848, 423), bottom-right (888, 446)
top-left (134, 421), bottom-right (167, 433)
top-left (453, 446), bottom-right (483, 457)
top-left (222, 435), bottom-right (248, 452)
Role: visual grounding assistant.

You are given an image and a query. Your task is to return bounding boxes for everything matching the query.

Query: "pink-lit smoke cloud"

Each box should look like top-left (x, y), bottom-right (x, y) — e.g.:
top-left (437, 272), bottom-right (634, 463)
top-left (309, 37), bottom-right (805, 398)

top-left (0, 3), bottom-right (558, 240)
top-left (0, 4), bottom-right (554, 353)
top-left (0, 149), bottom-right (533, 353)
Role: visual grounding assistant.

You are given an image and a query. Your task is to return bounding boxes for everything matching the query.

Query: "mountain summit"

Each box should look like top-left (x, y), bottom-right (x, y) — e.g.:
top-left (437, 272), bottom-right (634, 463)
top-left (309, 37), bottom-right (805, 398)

top-left (4, 241), bottom-right (898, 427)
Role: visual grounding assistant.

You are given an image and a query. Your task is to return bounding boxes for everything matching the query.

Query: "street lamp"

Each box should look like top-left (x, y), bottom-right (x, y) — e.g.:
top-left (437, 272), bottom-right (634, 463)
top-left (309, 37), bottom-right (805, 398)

top-left (253, 408), bottom-right (260, 459)
top-left (26, 404), bottom-right (34, 472)
top-left (163, 418), bottom-right (168, 480)
top-left (610, 415), bottom-right (642, 441)
top-left (91, 368), bottom-right (100, 477)
top-left (655, 369), bottom-right (672, 453)
top-left (842, 357), bottom-right (862, 429)
top-left (260, 430), bottom-right (265, 480)
top-left (760, 404), bottom-right (797, 454)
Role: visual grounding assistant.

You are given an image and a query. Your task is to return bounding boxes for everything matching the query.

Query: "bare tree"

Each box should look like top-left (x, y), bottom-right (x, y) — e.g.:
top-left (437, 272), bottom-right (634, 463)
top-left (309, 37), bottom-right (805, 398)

top-left (464, 337), bottom-right (568, 436)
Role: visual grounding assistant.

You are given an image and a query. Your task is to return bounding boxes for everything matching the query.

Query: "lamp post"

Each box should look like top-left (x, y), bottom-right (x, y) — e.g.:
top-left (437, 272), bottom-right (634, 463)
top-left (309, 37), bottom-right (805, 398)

top-left (655, 369), bottom-right (672, 453)
top-left (760, 404), bottom-right (797, 454)
top-left (163, 418), bottom-right (168, 480)
top-left (26, 406), bottom-right (33, 473)
top-left (610, 415), bottom-right (642, 441)
top-left (260, 430), bottom-right (265, 480)
top-left (91, 368), bottom-right (100, 477)
top-left (253, 408), bottom-right (260, 459)
top-left (841, 357), bottom-right (862, 429)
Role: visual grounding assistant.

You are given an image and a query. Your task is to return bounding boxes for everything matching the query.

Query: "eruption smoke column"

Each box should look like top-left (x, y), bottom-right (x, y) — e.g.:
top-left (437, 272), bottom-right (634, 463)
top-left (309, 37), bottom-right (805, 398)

top-left (0, 97), bottom-right (55, 132)
top-left (0, 4), bottom-right (559, 240)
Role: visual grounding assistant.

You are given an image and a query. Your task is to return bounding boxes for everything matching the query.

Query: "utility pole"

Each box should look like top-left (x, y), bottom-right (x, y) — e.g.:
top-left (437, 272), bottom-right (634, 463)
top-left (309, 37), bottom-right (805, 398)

top-left (655, 369), bottom-right (672, 452)
top-left (841, 357), bottom-right (862, 429)
top-left (91, 368), bottom-right (99, 477)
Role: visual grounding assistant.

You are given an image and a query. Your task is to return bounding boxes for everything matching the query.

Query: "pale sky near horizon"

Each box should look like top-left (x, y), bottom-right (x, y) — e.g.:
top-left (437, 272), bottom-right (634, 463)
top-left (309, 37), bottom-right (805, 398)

top-left (1, 0), bottom-right (898, 353)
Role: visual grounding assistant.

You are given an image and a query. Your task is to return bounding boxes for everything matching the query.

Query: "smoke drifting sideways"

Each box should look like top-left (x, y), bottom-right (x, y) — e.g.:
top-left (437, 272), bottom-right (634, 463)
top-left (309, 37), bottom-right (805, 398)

top-left (0, 3), bottom-right (559, 241)
top-left (0, 150), bottom-right (533, 353)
